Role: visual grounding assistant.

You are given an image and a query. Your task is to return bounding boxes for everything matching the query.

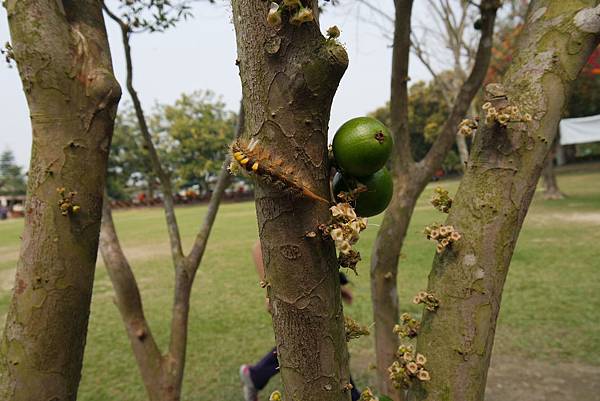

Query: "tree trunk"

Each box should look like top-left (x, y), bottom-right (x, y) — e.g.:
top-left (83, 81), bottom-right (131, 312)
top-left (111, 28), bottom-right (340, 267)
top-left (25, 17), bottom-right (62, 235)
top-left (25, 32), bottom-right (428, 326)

top-left (410, 3), bottom-right (600, 400)
top-left (370, 166), bottom-right (426, 399)
top-left (0, 1), bottom-right (120, 400)
top-left (370, 2), bottom-right (498, 398)
top-left (456, 132), bottom-right (470, 172)
top-left (232, 3), bottom-right (351, 400)
top-left (541, 157), bottom-right (564, 200)
top-left (100, 103), bottom-right (243, 401)
top-left (542, 136), bottom-right (565, 200)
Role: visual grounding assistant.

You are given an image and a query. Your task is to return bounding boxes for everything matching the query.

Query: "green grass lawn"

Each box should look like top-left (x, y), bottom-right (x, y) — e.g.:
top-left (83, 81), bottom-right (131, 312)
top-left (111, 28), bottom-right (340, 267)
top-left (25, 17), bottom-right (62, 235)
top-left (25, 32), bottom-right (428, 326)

top-left (0, 166), bottom-right (599, 400)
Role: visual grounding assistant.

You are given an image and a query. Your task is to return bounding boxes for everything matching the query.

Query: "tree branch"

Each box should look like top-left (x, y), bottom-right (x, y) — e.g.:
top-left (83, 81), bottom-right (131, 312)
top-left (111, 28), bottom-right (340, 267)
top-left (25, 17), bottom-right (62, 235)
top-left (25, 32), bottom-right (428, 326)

top-left (390, 0), bottom-right (415, 167)
top-left (99, 196), bottom-right (163, 398)
top-left (411, 2), bottom-right (600, 400)
top-left (104, 3), bottom-right (185, 264)
top-left (186, 102), bottom-right (245, 269)
top-left (419, 0), bottom-right (499, 175)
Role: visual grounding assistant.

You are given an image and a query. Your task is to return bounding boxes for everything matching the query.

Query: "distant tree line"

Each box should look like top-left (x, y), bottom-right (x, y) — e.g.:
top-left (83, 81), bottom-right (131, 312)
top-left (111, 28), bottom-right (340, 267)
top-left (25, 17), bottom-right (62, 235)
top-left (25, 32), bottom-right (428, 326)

top-left (107, 90), bottom-right (239, 200)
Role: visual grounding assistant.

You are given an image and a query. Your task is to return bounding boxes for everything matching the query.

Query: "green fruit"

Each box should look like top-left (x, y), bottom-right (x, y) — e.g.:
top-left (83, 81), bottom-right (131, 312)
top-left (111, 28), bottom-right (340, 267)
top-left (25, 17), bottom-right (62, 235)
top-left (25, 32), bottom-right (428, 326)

top-left (333, 168), bottom-right (393, 217)
top-left (332, 117), bottom-right (393, 177)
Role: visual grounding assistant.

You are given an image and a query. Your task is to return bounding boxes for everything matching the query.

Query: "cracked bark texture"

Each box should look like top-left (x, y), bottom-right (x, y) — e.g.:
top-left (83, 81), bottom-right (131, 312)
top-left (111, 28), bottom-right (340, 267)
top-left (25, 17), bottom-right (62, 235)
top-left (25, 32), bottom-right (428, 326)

top-left (232, 2), bottom-right (350, 400)
top-left (0, 1), bottom-right (121, 400)
top-left (410, 2), bottom-right (600, 401)
top-left (370, 1), bottom-right (499, 399)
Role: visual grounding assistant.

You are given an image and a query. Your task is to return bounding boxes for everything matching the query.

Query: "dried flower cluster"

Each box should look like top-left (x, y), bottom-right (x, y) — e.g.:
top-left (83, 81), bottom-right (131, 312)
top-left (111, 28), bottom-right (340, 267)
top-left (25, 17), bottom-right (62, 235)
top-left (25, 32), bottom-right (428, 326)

top-left (393, 313), bottom-right (420, 339)
top-left (57, 187), bottom-right (80, 216)
top-left (482, 102), bottom-right (532, 126)
top-left (267, 0), bottom-right (314, 28)
top-left (327, 202), bottom-right (368, 273)
top-left (327, 25), bottom-right (341, 39)
top-left (424, 223), bottom-right (461, 253)
top-left (412, 291), bottom-right (439, 312)
top-left (269, 390), bottom-right (282, 401)
top-left (388, 344), bottom-right (430, 389)
top-left (458, 118), bottom-right (478, 137)
top-left (430, 187), bottom-right (452, 213)
top-left (359, 387), bottom-right (378, 401)
top-left (1, 42), bottom-right (15, 67)
top-left (344, 315), bottom-right (370, 342)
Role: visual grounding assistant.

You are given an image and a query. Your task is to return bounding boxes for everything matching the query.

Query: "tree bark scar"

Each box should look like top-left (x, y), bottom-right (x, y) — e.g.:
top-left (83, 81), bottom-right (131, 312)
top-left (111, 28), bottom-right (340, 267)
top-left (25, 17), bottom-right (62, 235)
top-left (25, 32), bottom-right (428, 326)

top-left (279, 244), bottom-right (301, 260)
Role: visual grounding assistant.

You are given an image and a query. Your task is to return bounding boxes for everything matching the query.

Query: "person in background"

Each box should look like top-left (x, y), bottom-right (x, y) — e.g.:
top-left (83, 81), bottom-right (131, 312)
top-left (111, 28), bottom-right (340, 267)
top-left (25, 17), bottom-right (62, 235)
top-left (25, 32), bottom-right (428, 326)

top-left (240, 241), bottom-right (361, 401)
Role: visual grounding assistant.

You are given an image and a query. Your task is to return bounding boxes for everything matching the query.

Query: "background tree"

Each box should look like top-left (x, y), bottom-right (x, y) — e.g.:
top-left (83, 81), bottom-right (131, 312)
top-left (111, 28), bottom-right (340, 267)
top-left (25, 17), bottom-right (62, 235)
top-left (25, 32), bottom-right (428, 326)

top-left (100, 2), bottom-right (241, 400)
top-left (369, 1), bottom-right (499, 398)
top-left (152, 91), bottom-right (237, 192)
top-left (0, 1), bottom-right (121, 399)
top-left (107, 106), bottom-right (155, 200)
top-left (370, 79), bottom-right (464, 174)
top-left (0, 149), bottom-right (26, 196)
top-left (410, 2), bottom-right (600, 400)
top-left (231, 1), bottom-right (352, 399)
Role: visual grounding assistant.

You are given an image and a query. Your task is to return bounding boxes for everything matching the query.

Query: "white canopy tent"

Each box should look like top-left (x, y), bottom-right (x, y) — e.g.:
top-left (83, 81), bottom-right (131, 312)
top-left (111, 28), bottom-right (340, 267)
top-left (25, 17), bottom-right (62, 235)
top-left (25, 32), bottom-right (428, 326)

top-left (559, 114), bottom-right (600, 145)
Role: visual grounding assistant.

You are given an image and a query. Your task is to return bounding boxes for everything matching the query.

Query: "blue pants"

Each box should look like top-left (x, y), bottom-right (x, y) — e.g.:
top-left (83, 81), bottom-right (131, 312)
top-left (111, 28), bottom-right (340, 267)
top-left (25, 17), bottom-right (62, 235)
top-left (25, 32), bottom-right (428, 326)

top-left (249, 347), bottom-right (361, 401)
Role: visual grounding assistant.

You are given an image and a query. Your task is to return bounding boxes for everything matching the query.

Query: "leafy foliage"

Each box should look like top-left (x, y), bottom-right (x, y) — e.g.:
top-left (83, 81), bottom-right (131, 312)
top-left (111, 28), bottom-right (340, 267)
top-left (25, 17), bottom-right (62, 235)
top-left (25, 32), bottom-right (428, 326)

top-left (0, 149), bottom-right (26, 196)
top-left (105, 0), bottom-right (195, 33)
top-left (107, 105), bottom-right (156, 200)
top-left (108, 92), bottom-right (237, 199)
top-left (152, 91), bottom-right (236, 191)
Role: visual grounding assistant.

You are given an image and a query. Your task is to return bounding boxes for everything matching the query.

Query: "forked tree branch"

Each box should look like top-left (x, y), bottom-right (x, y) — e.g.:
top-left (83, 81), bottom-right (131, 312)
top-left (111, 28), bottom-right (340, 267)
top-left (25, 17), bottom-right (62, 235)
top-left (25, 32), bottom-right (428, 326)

top-left (419, 0), bottom-right (498, 175)
top-left (104, 4), bottom-right (185, 264)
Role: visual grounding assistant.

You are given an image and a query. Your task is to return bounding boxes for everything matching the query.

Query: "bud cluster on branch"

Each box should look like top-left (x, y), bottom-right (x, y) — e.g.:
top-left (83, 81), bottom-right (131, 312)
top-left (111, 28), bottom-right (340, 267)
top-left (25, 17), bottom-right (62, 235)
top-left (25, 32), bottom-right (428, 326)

top-left (344, 315), bottom-right (370, 342)
top-left (424, 223), bottom-right (461, 253)
top-left (267, 0), bottom-right (314, 27)
top-left (430, 186), bottom-right (452, 213)
top-left (388, 344), bottom-right (430, 389)
top-left (324, 202), bottom-right (368, 273)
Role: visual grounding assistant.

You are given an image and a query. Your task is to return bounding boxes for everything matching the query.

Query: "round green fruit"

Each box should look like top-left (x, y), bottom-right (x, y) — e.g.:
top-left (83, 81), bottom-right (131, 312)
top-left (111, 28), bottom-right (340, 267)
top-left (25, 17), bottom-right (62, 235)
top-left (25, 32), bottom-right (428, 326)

top-left (333, 168), bottom-right (394, 217)
top-left (332, 117), bottom-right (393, 177)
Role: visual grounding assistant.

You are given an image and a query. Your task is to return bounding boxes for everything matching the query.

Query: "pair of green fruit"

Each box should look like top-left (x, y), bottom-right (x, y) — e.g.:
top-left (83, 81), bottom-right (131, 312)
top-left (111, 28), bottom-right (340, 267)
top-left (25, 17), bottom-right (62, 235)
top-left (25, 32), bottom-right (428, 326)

top-left (332, 117), bottom-right (394, 217)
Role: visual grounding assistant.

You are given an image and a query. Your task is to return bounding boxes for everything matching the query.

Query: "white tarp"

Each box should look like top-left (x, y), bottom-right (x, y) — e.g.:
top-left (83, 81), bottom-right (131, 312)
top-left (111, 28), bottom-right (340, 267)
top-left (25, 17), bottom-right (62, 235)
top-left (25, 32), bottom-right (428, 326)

top-left (559, 114), bottom-right (600, 145)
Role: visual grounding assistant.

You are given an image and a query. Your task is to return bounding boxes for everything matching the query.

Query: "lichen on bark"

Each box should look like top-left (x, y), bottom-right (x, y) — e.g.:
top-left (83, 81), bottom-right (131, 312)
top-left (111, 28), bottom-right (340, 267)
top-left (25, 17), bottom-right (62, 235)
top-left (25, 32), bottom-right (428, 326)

top-left (409, 2), bottom-right (600, 401)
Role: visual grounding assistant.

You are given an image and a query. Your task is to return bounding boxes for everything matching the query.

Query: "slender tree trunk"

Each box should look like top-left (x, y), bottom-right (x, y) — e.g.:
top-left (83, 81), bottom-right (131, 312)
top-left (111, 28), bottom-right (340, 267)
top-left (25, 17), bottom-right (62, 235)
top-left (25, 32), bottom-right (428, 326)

top-left (410, 2), bottom-right (600, 400)
top-left (370, 167), bottom-right (425, 398)
top-left (370, 2), bottom-right (498, 398)
top-left (456, 132), bottom-right (470, 171)
top-left (232, 3), bottom-right (351, 399)
top-left (100, 104), bottom-right (243, 401)
top-left (0, 1), bottom-right (120, 399)
top-left (542, 136), bottom-right (565, 200)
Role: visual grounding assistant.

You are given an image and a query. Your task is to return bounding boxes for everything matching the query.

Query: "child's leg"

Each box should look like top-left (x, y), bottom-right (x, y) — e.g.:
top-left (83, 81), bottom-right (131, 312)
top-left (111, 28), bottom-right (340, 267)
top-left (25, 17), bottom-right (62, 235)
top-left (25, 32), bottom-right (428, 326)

top-left (349, 376), bottom-right (361, 401)
top-left (249, 347), bottom-right (279, 390)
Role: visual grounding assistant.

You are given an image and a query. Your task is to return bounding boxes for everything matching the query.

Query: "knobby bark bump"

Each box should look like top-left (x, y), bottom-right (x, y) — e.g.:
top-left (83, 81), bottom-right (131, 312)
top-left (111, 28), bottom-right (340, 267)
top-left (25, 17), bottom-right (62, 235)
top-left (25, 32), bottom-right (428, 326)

top-left (411, 2), bottom-right (600, 401)
top-left (370, 1), bottom-right (499, 398)
top-left (232, 2), bottom-right (351, 399)
top-left (0, 1), bottom-right (121, 400)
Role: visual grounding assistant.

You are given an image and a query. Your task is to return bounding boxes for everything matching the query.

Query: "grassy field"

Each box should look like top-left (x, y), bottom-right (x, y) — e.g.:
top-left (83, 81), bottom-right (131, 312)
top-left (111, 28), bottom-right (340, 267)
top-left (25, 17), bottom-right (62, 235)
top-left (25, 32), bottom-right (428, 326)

top-left (0, 166), bottom-right (599, 400)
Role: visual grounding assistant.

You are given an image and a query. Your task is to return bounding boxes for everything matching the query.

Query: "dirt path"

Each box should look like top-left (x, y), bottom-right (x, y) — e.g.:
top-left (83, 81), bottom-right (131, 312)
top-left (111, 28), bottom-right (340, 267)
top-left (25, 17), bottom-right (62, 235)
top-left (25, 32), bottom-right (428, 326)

top-left (486, 355), bottom-right (600, 401)
top-left (351, 349), bottom-right (600, 401)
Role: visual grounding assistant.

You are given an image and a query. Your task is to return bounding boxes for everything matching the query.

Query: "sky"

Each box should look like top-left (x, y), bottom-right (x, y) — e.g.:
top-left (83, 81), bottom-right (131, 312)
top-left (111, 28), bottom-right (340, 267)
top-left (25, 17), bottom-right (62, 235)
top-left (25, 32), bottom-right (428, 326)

top-left (0, 1), bottom-right (433, 168)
